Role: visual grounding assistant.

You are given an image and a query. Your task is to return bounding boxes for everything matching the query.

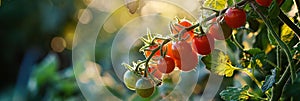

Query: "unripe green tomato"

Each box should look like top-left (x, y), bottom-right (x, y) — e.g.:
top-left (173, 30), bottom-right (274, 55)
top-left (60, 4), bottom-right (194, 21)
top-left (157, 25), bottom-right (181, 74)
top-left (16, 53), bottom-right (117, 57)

top-left (135, 77), bottom-right (155, 98)
top-left (123, 70), bottom-right (140, 90)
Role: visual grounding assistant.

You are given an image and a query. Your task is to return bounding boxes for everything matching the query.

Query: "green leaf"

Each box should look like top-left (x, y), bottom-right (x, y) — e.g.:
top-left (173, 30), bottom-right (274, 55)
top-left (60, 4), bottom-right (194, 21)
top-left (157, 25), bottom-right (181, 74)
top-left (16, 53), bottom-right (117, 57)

top-left (261, 69), bottom-right (276, 92)
top-left (268, 29), bottom-right (277, 45)
top-left (204, 0), bottom-right (227, 10)
top-left (220, 85), bottom-right (250, 101)
top-left (246, 48), bottom-right (263, 56)
top-left (202, 49), bottom-right (239, 77)
top-left (227, 0), bottom-right (233, 7)
top-left (281, 0), bottom-right (293, 12)
top-left (281, 23), bottom-right (294, 43)
top-left (268, 2), bottom-right (280, 19)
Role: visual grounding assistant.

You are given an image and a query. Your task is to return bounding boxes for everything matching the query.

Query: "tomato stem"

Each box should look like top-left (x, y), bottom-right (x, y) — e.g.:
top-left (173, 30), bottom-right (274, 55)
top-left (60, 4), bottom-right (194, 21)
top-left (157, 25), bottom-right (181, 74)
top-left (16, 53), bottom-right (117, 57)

top-left (135, 60), bottom-right (146, 72)
top-left (201, 0), bottom-right (250, 23)
top-left (240, 69), bottom-right (262, 89)
top-left (278, 10), bottom-right (300, 36)
top-left (200, 7), bottom-right (219, 13)
top-left (175, 23), bottom-right (200, 40)
top-left (144, 39), bottom-right (171, 77)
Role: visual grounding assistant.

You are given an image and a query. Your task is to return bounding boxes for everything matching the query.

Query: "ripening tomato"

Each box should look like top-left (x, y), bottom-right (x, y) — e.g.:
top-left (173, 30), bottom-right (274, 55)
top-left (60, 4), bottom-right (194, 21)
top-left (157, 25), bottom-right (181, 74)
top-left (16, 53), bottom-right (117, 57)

top-left (148, 64), bottom-right (163, 79)
top-left (172, 20), bottom-right (195, 42)
top-left (171, 41), bottom-right (198, 71)
top-left (164, 42), bottom-right (173, 58)
top-left (135, 77), bottom-right (155, 98)
top-left (123, 70), bottom-right (140, 90)
top-left (171, 41), bottom-right (193, 60)
top-left (192, 34), bottom-right (215, 55)
top-left (157, 56), bottom-right (175, 73)
top-left (224, 7), bottom-right (246, 28)
top-left (208, 17), bottom-right (232, 40)
top-left (256, 0), bottom-right (272, 7)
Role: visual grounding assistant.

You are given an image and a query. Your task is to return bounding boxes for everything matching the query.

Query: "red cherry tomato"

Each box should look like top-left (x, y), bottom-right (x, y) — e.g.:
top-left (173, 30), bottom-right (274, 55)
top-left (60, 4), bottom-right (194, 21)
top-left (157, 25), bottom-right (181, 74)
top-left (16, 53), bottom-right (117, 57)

top-left (164, 42), bottom-right (174, 58)
top-left (256, 0), bottom-right (272, 7)
top-left (192, 34), bottom-right (215, 55)
top-left (224, 7), bottom-right (246, 28)
top-left (157, 56), bottom-right (175, 73)
top-left (172, 20), bottom-right (195, 42)
top-left (171, 41), bottom-right (198, 71)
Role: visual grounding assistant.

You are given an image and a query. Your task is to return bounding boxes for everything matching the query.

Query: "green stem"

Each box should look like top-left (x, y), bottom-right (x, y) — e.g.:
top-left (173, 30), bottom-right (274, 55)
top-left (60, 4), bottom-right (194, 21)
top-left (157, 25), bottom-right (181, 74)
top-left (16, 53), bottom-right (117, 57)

top-left (240, 69), bottom-right (262, 89)
top-left (232, 33), bottom-right (244, 50)
top-left (176, 23), bottom-right (200, 40)
top-left (135, 60), bottom-right (146, 72)
top-left (202, 0), bottom-right (250, 23)
top-left (265, 59), bottom-right (280, 70)
top-left (250, 2), bottom-right (295, 83)
top-left (143, 39), bottom-right (171, 77)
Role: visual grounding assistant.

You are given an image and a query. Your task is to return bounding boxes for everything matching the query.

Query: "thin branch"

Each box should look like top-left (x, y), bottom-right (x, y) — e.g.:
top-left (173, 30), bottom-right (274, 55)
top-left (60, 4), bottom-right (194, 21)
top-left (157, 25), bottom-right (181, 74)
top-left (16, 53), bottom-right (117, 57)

top-left (278, 10), bottom-right (300, 36)
top-left (202, 0), bottom-right (250, 23)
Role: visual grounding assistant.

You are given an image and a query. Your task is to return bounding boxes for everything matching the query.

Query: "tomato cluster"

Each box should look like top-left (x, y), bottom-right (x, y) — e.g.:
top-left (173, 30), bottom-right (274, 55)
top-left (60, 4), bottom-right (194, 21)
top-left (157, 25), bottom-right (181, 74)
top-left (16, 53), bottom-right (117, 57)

top-left (122, 14), bottom-right (249, 97)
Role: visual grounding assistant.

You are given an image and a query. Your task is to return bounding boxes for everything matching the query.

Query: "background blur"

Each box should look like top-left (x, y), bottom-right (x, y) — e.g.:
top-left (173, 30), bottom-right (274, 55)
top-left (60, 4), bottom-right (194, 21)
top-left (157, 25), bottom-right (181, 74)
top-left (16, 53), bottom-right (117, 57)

top-left (0, 0), bottom-right (203, 100)
top-left (0, 0), bottom-right (85, 100)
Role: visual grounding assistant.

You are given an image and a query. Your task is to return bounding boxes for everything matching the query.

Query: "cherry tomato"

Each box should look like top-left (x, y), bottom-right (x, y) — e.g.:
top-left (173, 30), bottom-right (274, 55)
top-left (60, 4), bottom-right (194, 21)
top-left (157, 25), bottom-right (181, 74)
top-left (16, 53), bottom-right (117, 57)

top-left (157, 56), bottom-right (175, 73)
top-left (148, 64), bottom-right (163, 79)
top-left (256, 0), bottom-right (272, 7)
top-left (171, 41), bottom-right (198, 71)
top-left (172, 20), bottom-right (195, 42)
top-left (208, 17), bottom-right (232, 40)
top-left (123, 70), bottom-right (140, 90)
top-left (135, 77), bottom-right (155, 98)
top-left (164, 42), bottom-right (173, 58)
top-left (192, 34), bottom-right (215, 55)
top-left (171, 41), bottom-right (193, 60)
top-left (224, 7), bottom-right (246, 28)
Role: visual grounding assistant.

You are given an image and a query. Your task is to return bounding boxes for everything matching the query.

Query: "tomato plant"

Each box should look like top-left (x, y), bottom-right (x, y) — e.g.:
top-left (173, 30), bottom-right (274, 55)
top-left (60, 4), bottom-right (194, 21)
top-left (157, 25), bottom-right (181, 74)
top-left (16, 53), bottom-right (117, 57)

top-left (121, 0), bottom-right (300, 100)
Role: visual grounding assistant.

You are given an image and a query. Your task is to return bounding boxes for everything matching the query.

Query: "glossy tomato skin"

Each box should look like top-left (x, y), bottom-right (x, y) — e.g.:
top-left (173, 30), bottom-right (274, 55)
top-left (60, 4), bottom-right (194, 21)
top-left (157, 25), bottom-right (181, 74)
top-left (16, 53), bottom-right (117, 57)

top-left (123, 70), bottom-right (140, 90)
top-left (157, 56), bottom-right (175, 73)
top-left (171, 41), bottom-right (193, 60)
top-left (256, 0), bottom-right (272, 7)
top-left (135, 77), bottom-right (155, 98)
top-left (192, 35), bottom-right (215, 55)
top-left (224, 8), bottom-right (246, 28)
top-left (172, 20), bottom-right (195, 42)
top-left (208, 17), bottom-right (232, 40)
top-left (171, 41), bottom-right (198, 71)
